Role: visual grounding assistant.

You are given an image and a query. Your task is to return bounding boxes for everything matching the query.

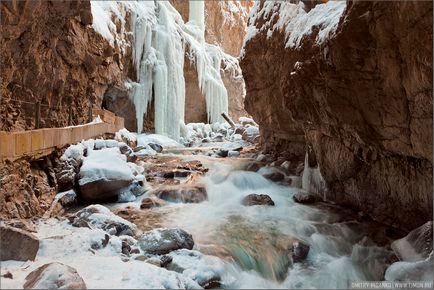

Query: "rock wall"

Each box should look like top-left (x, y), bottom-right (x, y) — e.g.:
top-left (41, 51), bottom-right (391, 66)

top-left (0, 0), bottom-right (132, 132)
top-left (0, 156), bottom-right (57, 220)
top-left (241, 0), bottom-right (433, 230)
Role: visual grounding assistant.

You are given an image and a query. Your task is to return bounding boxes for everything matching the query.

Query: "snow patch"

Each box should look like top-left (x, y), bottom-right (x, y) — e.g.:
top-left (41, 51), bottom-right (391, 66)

top-left (78, 147), bottom-right (135, 186)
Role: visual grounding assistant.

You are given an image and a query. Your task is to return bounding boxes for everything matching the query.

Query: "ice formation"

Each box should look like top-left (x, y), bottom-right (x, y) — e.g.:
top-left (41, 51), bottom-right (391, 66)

top-left (91, 1), bottom-right (230, 140)
top-left (302, 151), bottom-right (327, 199)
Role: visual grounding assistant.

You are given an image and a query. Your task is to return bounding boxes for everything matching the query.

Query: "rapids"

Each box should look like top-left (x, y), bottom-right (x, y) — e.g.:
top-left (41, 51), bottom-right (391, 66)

top-left (156, 155), bottom-right (397, 289)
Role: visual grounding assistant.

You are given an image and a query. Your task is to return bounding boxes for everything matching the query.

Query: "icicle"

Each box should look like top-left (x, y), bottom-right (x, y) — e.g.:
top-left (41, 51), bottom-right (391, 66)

top-left (129, 4), bottom-right (157, 134)
top-left (186, 1), bottom-right (229, 124)
top-left (125, 0), bottom-right (229, 138)
top-left (301, 151), bottom-right (327, 199)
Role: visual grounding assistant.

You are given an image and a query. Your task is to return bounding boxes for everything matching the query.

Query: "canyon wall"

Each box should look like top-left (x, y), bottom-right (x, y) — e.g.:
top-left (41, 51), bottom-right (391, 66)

top-left (241, 0), bottom-right (433, 230)
top-left (1, 0), bottom-right (250, 133)
top-left (0, 0), bottom-right (132, 132)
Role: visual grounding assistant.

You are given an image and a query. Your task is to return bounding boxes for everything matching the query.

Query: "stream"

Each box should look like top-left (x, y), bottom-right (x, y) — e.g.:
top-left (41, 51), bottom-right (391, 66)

top-left (128, 153), bottom-right (397, 289)
top-left (1, 145), bottom-right (400, 289)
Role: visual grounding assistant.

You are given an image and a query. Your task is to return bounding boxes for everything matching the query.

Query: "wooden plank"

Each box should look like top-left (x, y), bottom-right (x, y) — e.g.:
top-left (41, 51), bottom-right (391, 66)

top-left (31, 129), bottom-right (44, 152)
top-left (0, 131), bottom-right (14, 158)
top-left (14, 131), bottom-right (31, 156)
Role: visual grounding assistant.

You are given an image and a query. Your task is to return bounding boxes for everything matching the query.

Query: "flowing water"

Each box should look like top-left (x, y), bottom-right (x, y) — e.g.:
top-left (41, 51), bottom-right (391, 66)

top-left (159, 155), bottom-right (397, 289)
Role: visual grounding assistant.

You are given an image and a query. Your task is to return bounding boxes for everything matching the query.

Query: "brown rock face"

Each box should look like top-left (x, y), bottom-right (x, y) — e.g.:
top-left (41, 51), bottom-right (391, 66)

top-left (0, 157), bottom-right (57, 220)
top-left (0, 0), bottom-right (131, 131)
top-left (241, 1), bottom-right (433, 230)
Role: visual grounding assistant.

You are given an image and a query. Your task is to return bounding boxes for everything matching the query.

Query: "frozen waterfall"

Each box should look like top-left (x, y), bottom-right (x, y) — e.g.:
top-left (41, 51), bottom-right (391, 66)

top-left (123, 0), bottom-right (229, 139)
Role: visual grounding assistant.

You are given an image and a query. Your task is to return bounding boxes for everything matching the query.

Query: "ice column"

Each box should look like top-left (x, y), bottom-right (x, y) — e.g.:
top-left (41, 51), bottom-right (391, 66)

top-left (187, 0), bottom-right (228, 123)
top-left (153, 2), bottom-right (186, 141)
top-left (188, 0), bottom-right (205, 39)
top-left (130, 7), bottom-right (156, 134)
top-left (302, 151), bottom-right (328, 200)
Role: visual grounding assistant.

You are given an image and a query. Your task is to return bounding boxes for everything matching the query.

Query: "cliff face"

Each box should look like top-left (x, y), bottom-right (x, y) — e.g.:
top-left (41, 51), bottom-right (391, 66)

top-left (1, 0), bottom-right (249, 133)
top-left (241, 0), bottom-right (433, 230)
top-left (0, 0), bottom-right (131, 131)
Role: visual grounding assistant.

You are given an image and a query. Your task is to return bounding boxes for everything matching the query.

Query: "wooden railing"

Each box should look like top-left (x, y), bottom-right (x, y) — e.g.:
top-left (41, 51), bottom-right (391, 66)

top-left (0, 109), bottom-right (124, 161)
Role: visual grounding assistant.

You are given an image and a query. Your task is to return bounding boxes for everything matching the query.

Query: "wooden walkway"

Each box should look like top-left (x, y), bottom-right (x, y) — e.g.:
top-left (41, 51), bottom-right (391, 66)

top-left (0, 109), bottom-right (124, 161)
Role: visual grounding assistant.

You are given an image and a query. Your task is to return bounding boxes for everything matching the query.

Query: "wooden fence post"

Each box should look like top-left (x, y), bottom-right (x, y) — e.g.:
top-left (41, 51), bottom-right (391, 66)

top-left (35, 102), bottom-right (41, 129)
top-left (221, 112), bottom-right (236, 128)
top-left (68, 106), bottom-right (72, 126)
top-left (88, 102), bottom-right (93, 123)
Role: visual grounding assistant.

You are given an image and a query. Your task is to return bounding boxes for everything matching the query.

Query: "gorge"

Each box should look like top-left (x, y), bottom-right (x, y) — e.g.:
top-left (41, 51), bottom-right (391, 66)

top-left (0, 0), bottom-right (433, 289)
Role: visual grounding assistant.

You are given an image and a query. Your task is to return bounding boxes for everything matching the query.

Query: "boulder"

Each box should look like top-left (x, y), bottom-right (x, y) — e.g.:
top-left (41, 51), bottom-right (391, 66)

top-left (245, 162), bottom-right (261, 172)
top-left (216, 149), bottom-right (229, 158)
top-left (292, 191), bottom-right (317, 204)
top-left (78, 148), bottom-right (135, 201)
top-left (133, 146), bottom-right (147, 152)
top-left (292, 241), bottom-right (310, 262)
top-left (145, 257), bottom-right (162, 267)
top-left (242, 194), bottom-right (275, 206)
top-left (161, 170), bottom-right (191, 179)
top-left (160, 255), bottom-right (173, 267)
top-left (262, 172), bottom-right (285, 182)
top-left (119, 144), bottom-right (133, 156)
top-left (148, 143), bottom-right (163, 153)
top-left (153, 184), bottom-right (207, 203)
top-left (56, 168), bottom-right (77, 192)
top-left (165, 249), bottom-right (223, 289)
top-left (23, 263), bottom-right (86, 289)
top-left (138, 228), bottom-right (194, 255)
top-left (242, 126), bottom-right (260, 143)
top-left (0, 225), bottom-right (39, 261)
top-left (57, 190), bottom-right (78, 208)
top-left (69, 205), bottom-right (137, 236)
top-left (140, 197), bottom-right (166, 209)
top-left (228, 151), bottom-right (240, 158)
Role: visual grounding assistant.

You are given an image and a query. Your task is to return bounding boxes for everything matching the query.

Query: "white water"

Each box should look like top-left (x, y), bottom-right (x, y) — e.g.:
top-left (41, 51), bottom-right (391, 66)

top-left (161, 156), bottom-right (396, 288)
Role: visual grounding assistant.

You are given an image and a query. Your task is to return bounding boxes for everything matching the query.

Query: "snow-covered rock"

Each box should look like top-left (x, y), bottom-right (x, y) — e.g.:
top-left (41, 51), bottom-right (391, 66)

top-left (166, 249), bottom-right (226, 288)
top-left (78, 147), bottom-right (135, 201)
top-left (69, 205), bottom-right (137, 236)
top-left (138, 228), bottom-right (194, 255)
top-left (137, 134), bottom-right (182, 149)
top-left (238, 117), bottom-right (256, 126)
top-left (23, 263), bottom-right (86, 289)
top-left (151, 184), bottom-right (208, 204)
